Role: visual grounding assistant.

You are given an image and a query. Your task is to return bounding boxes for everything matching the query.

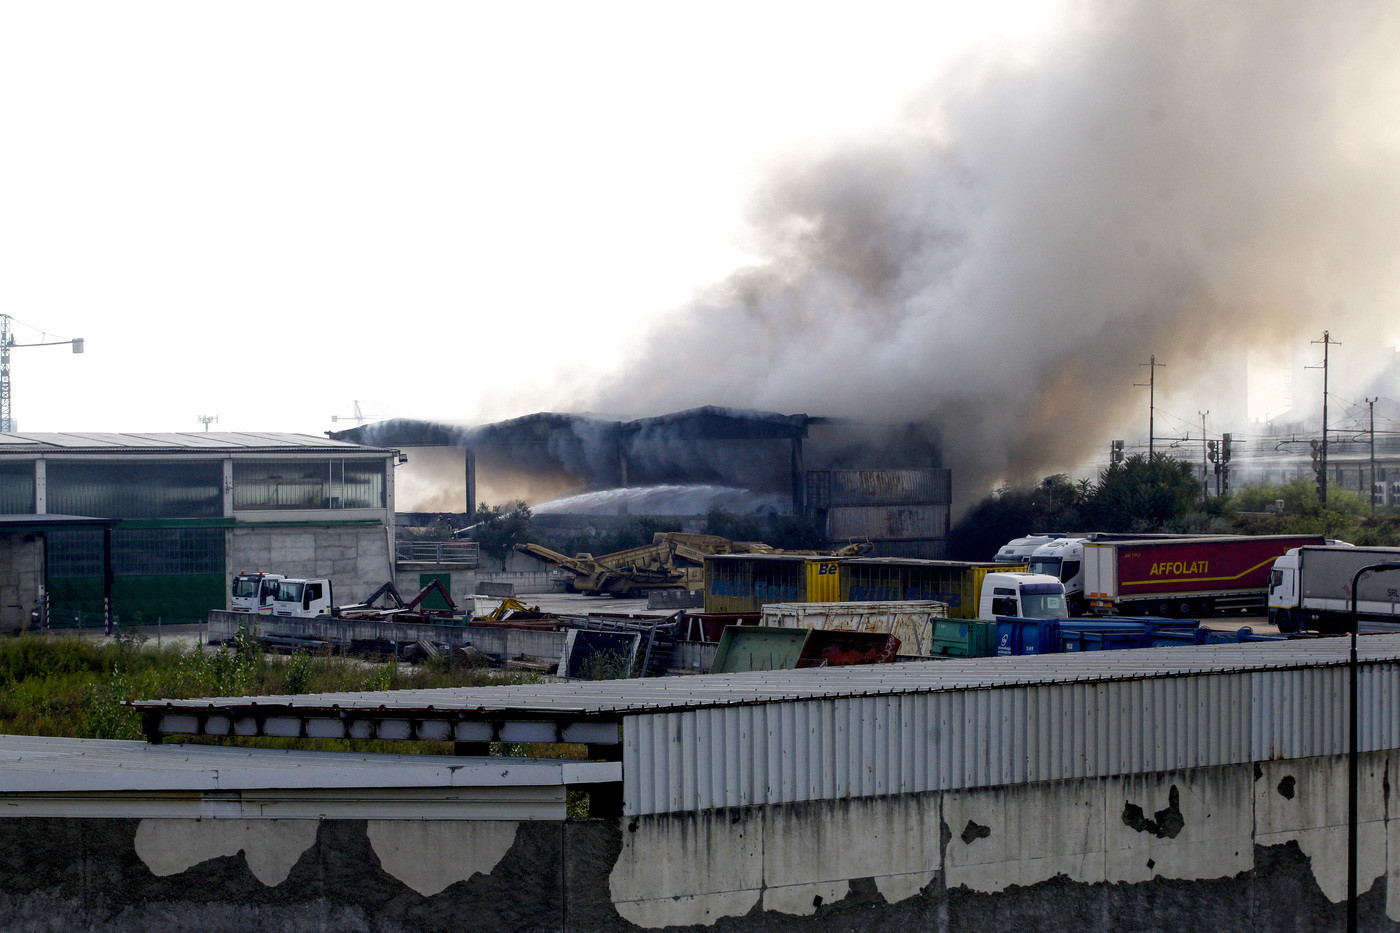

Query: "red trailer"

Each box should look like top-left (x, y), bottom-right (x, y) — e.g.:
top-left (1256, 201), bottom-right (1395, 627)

top-left (1082, 534), bottom-right (1327, 617)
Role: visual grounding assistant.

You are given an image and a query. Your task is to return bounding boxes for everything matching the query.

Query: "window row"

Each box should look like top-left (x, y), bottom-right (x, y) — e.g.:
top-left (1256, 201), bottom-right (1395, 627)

top-left (0, 458), bottom-right (388, 518)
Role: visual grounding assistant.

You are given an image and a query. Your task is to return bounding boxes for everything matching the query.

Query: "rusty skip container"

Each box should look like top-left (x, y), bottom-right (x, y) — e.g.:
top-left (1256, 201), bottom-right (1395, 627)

top-left (760, 600), bottom-right (947, 657)
top-left (703, 554), bottom-right (841, 613)
top-left (839, 559), bottom-right (1020, 620)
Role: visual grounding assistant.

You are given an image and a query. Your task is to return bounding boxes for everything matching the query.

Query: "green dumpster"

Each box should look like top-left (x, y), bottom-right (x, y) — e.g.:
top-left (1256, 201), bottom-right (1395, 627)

top-left (928, 619), bottom-right (996, 658)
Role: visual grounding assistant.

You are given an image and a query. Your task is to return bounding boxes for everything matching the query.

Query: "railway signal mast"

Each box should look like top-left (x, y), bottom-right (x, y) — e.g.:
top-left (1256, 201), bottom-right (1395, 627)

top-left (0, 315), bottom-right (85, 434)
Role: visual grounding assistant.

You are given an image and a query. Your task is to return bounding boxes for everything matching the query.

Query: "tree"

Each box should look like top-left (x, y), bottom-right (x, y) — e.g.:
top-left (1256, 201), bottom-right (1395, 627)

top-left (468, 500), bottom-right (533, 560)
top-left (703, 506), bottom-right (763, 543)
top-left (1084, 454), bottom-right (1201, 531)
top-left (948, 474), bottom-right (1086, 560)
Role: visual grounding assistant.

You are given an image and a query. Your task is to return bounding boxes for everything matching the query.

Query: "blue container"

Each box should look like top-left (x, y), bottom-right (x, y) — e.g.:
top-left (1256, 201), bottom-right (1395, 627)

top-left (1110, 616), bottom-right (1199, 631)
top-left (994, 618), bottom-right (1061, 656)
top-left (1149, 628), bottom-right (1209, 647)
top-left (1058, 621), bottom-right (1152, 652)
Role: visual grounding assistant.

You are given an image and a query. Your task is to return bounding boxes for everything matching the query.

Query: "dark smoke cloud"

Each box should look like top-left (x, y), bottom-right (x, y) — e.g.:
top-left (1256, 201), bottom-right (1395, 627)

top-left (590, 1), bottom-right (1400, 507)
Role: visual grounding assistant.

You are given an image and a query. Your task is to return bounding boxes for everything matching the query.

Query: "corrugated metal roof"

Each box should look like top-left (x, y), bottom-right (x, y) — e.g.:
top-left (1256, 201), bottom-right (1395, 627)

top-left (0, 735), bottom-right (618, 793)
top-left (135, 635), bottom-right (1396, 719)
top-left (0, 432), bottom-right (393, 454)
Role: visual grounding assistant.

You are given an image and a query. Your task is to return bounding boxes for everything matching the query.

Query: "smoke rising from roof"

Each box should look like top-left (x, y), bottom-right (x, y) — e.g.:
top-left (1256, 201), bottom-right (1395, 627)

top-left (590, 1), bottom-right (1400, 502)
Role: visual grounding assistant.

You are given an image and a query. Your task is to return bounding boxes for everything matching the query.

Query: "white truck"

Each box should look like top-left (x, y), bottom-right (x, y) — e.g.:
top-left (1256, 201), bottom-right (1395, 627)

top-left (1027, 533), bottom-right (1194, 615)
top-left (271, 578), bottom-right (335, 618)
top-left (231, 572), bottom-right (284, 613)
top-left (977, 571), bottom-right (1069, 620)
top-left (994, 535), bottom-right (1063, 564)
top-left (1267, 544), bottom-right (1399, 634)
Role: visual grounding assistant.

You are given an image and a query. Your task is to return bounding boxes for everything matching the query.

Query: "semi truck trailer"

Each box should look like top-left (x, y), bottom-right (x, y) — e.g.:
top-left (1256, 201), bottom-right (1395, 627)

top-left (1268, 544), bottom-right (1400, 633)
top-left (1083, 534), bottom-right (1326, 617)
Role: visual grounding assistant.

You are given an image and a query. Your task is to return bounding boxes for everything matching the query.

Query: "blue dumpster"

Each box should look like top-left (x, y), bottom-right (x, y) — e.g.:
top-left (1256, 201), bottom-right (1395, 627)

top-left (1058, 621), bottom-right (1153, 652)
top-left (1148, 627), bottom-right (1209, 647)
top-left (1201, 626), bottom-right (1288, 644)
top-left (994, 618), bottom-right (1061, 656)
top-left (1110, 616), bottom-right (1199, 631)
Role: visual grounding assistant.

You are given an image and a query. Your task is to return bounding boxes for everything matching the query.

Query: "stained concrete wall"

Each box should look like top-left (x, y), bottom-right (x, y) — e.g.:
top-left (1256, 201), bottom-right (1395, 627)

top-left (4, 753), bottom-right (1400, 930)
top-left (210, 609), bottom-right (567, 662)
top-left (0, 531), bottom-right (43, 634)
top-left (229, 524), bottom-right (392, 608)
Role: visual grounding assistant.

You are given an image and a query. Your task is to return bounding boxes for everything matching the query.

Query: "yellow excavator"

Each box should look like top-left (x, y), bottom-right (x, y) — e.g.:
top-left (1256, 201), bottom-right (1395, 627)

top-left (515, 532), bottom-right (870, 597)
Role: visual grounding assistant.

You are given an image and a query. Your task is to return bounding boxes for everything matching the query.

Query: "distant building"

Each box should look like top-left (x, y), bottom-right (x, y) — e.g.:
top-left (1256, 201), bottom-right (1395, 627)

top-left (336, 406), bottom-right (953, 558)
top-left (0, 433), bottom-right (399, 625)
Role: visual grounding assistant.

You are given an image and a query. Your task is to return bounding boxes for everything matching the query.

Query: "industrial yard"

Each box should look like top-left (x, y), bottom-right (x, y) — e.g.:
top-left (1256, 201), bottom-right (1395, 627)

top-left (7, 0), bottom-right (1400, 928)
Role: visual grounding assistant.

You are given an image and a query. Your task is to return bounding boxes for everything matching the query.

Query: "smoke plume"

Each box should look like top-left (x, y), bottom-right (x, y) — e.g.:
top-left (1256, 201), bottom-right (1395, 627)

top-left (590, 1), bottom-right (1400, 505)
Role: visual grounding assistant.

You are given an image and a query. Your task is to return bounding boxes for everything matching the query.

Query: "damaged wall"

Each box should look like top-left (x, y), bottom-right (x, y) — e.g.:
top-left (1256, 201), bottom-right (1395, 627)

top-left (3, 751), bottom-right (1399, 930)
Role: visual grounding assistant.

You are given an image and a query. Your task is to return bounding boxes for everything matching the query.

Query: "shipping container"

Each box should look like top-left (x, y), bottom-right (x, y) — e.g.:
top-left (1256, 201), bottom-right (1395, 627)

top-left (1082, 534), bottom-right (1327, 617)
top-left (806, 469), bottom-right (951, 507)
top-left (761, 600), bottom-right (947, 657)
top-left (703, 554), bottom-right (838, 614)
top-left (840, 558), bottom-right (1019, 620)
top-left (827, 505), bottom-right (948, 541)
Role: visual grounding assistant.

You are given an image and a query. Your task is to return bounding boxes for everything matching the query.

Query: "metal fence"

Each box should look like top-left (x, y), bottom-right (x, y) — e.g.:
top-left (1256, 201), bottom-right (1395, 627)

top-left (394, 540), bottom-right (479, 565)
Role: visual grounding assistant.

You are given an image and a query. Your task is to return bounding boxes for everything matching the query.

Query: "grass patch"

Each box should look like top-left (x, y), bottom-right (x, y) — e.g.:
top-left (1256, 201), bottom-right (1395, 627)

top-left (0, 629), bottom-right (541, 752)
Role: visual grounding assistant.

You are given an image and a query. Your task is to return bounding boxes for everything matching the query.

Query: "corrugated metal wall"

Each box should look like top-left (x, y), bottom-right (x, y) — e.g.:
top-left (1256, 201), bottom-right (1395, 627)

top-left (828, 505), bottom-right (948, 540)
top-left (622, 666), bottom-right (1376, 816)
top-left (817, 470), bottom-right (952, 506)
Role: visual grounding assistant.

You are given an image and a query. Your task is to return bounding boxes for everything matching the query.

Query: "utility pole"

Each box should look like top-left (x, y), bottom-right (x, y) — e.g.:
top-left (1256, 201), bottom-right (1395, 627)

top-left (1199, 411), bottom-right (1210, 498)
top-left (1136, 356), bottom-right (1166, 459)
top-left (1308, 332), bottom-right (1339, 507)
top-left (1367, 397), bottom-right (1377, 511)
top-left (0, 315), bottom-right (85, 434)
top-left (197, 415), bottom-right (218, 433)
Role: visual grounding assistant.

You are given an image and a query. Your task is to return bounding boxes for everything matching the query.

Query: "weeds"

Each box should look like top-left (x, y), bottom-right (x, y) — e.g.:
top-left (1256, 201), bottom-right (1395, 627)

top-left (0, 634), bottom-right (540, 746)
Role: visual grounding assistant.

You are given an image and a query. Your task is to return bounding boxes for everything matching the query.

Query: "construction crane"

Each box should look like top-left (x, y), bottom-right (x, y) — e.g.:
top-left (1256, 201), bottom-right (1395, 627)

top-left (0, 315), bottom-right (84, 433)
top-left (331, 400), bottom-right (366, 425)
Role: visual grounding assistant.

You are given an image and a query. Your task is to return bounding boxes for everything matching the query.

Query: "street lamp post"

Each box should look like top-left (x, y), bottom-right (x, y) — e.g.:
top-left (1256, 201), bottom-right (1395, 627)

top-left (1346, 561), bottom-right (1400, 932)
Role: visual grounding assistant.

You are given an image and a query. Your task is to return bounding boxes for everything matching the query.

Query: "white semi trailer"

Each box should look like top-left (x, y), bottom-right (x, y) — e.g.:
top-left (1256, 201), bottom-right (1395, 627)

top-left (1268, 545), bottom-right (1399, 633)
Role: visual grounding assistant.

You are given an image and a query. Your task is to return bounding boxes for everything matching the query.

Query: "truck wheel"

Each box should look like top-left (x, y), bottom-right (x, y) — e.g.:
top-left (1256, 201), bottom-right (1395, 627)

top-left (1275, 609), bottom-right (1297, 634)
top-left (1176, 601), bottom-right (1195, 619)
top-left (1156, 601), bottom-right (1173, 619)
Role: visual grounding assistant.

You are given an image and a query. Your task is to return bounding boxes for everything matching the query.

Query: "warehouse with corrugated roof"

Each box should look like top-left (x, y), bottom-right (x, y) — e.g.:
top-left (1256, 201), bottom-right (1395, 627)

top-left (0, 432), bottom-right (398, 626)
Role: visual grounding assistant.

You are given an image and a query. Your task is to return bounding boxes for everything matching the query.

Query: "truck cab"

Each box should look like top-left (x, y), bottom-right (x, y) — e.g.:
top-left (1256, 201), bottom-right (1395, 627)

top-left (271, 579), bottom-right (334, 618)
top-left (978, 572), bottom-right (1069, 620)
top-left (1266, 549), bottom-right (1302, 631)
top-left (1028, 538), bottom-right (1086, 612)
top-left (231, 572), bottom-right (284, 613)
top-left (994, 535), bottom-right (1061, 564)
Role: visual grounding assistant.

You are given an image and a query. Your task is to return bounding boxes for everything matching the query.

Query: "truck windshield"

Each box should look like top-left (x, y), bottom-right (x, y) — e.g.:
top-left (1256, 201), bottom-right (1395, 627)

top-left (276, 582), bottom-right (305, 602)
top-left (232, 579), bottom-right (260, 598)
top-left (1028, 557), bottom-right (1061, 577)
top-left (1020, 584), bottom-right (1068, 618)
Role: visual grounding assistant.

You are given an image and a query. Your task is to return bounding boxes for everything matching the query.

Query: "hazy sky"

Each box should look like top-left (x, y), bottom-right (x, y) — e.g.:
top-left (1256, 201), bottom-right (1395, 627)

top-left (0, 0), bottom-right (1063, 436)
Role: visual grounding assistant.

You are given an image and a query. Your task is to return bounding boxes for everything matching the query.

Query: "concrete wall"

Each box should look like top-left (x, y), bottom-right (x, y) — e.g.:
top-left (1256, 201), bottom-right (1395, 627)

top-left (0, 531), bottom-right (42, 633)
top-left (391, 567), bottom-right (479, 608)
top-left (4, 752), bottom-right (1400, 929)
top-left (229, 523), bottom-right (392, 608)
top-left (210, 610), bottom-right (567, 662)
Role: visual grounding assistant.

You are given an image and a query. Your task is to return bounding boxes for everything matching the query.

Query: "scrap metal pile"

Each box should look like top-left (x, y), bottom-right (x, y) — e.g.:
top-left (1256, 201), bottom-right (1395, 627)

top-left (515, 532), bottom-right (871, 597)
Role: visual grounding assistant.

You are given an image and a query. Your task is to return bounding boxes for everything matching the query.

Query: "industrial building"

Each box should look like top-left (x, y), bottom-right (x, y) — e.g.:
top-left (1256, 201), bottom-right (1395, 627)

top-left (336, 406), bottom-right (953, 558)
top-left (0, 433), bottom-right (399, 626)
top-left (0, 636), bottom-right (1388, 928)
